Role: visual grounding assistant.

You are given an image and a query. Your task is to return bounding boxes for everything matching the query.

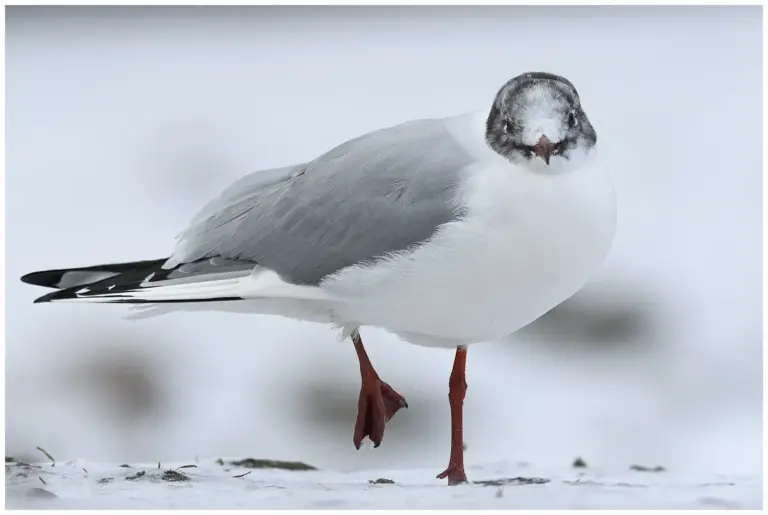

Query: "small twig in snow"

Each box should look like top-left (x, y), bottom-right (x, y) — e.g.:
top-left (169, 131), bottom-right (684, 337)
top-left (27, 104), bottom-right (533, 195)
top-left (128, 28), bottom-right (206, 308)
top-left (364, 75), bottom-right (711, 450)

top-left (233, 471), bottom-right (252, 478)
top-left (39, 476), bottom-right (48, 486)
top-left (36, 446), bottom-right (55, 466)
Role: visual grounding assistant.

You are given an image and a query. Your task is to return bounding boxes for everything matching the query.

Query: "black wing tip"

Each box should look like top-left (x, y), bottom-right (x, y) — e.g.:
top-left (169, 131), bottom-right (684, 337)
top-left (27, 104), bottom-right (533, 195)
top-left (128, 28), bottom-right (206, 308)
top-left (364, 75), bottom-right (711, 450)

top-left (21, 270), bottom-right (65, 288)
top-left (104, 296), bottom-right (244, 304)
top-left (33, 288), bottom-right (75, 303)
top-left (33, 292), bottom-right (243, 304)
top-left (24, 256), bottom-right (247, 305)
top-left (21, 258), bottom-right (170, 289)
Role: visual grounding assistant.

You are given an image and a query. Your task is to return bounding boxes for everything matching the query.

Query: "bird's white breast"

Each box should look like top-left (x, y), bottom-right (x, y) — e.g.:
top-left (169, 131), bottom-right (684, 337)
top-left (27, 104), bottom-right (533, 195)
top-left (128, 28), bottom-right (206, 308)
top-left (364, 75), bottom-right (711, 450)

top-left (324, 124), bottom-right (617, 347)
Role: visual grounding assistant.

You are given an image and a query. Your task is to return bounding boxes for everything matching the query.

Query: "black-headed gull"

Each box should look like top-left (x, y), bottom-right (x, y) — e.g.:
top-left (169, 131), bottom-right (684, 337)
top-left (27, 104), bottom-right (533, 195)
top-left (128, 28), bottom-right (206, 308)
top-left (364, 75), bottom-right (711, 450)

top-left (22, 71), bottom-right (616, 485)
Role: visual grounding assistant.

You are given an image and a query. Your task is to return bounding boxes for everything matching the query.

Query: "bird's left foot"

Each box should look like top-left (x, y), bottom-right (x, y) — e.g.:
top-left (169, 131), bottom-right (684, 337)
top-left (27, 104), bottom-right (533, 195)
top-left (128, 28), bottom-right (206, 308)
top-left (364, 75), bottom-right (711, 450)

top-left (437, 464), bottom-right (468, 486)
top-left (353, 379), bottom-right (408, 449)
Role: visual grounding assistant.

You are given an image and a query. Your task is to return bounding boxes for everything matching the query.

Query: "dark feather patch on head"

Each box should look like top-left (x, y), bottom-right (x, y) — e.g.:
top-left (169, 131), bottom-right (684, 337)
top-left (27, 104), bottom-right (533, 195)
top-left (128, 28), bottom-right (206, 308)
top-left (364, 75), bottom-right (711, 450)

top-left (485, 72), bottom-right (597, 164)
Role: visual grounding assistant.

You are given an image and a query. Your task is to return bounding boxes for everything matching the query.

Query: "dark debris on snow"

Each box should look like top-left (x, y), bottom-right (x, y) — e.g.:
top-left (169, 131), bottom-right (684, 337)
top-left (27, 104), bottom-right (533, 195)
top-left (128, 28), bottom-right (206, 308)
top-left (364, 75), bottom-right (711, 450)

top-left (368, 478), bottom-right (395, 485)
top-left (227, 458), bottom-right (317, 471)
top-left (474, 477), bottom-right (550, 487)
top-left (630, 464), bottom-right (666, 473)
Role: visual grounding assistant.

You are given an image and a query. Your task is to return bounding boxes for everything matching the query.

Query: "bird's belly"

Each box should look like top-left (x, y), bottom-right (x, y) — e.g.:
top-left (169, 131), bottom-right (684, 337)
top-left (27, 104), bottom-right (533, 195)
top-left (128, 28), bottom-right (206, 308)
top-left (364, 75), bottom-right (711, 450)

top-left (367, 234), bottom-right (607, 342)
top-left (330, 210), bottom-right (614, 342)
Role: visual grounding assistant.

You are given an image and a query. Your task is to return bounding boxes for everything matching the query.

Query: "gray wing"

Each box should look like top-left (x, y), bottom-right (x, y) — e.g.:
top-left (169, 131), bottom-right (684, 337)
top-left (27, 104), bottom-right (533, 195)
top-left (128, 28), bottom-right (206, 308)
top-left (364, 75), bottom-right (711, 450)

top-left (166, 117), bottom-right (475, 285)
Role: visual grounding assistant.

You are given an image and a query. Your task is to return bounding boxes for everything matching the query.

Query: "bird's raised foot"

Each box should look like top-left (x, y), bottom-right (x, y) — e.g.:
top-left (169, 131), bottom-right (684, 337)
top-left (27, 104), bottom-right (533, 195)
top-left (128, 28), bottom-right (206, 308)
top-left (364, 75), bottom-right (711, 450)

top-left (437, 464), bottom-right (468, 486)
top-left (353, 379), bottom-right (407, 449)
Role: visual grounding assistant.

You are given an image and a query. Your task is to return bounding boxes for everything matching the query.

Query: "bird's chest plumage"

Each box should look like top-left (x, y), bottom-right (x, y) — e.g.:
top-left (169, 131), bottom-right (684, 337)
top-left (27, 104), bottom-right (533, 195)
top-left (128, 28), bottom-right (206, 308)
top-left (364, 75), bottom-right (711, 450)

top-left (330, 156), bottom-right (616, 344)
top-left (445, 161), bottom-right (616, 338)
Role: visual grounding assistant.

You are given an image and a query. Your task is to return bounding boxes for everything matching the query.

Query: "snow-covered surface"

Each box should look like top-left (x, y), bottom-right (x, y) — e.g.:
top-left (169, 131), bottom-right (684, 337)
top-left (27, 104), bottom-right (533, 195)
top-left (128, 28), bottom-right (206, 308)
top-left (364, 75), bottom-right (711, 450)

top-left (5, 458), bottom-right (761, 509)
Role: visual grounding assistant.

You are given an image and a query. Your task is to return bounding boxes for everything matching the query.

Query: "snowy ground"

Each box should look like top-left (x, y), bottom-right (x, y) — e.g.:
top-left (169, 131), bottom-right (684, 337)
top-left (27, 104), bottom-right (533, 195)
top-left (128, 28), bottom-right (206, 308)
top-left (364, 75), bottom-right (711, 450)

top-left (5, 457), bottom-right (761, 509)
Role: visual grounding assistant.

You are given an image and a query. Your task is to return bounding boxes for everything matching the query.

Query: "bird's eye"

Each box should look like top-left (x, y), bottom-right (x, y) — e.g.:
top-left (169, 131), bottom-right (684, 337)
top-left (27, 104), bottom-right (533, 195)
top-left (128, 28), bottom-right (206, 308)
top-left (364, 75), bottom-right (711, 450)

top-left (503, 120), bottom-right (514, 134)
top-left (567, 110), bottom-right (579, 128)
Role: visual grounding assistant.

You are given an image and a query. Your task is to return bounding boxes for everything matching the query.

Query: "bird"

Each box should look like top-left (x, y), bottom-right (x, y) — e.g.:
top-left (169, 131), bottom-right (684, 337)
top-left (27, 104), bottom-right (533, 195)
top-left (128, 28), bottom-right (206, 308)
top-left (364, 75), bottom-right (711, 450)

top-left (20, 71), bottom-right (616, 485)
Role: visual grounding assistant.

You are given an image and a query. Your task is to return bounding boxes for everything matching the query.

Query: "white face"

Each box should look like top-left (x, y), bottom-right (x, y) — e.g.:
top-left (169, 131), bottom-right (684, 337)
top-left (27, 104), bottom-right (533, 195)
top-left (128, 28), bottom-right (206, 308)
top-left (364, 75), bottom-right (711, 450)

top-left (485, 72), bottom-right (597, 172)
top-left (517, 87), bottom-right (569, 146)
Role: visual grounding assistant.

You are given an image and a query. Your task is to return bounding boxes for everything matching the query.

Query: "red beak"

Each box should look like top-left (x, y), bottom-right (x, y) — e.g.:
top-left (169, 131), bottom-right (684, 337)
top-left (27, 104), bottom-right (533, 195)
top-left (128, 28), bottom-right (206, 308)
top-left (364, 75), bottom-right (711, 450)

top-left (532, 135), bottom-right (552, 165)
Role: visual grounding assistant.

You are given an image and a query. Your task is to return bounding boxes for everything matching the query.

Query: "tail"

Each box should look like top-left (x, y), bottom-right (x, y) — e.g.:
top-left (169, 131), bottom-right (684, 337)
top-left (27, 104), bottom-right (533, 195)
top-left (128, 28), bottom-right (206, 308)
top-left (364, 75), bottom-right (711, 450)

top-left (21, 257), bottom-right (257, 304)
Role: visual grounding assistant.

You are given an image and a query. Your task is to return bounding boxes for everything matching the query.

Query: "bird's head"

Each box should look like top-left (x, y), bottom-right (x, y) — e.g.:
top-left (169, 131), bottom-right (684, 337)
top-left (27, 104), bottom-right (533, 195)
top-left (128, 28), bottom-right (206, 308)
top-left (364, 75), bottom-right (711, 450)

top-left (485, 72), bottom-right (597, 172)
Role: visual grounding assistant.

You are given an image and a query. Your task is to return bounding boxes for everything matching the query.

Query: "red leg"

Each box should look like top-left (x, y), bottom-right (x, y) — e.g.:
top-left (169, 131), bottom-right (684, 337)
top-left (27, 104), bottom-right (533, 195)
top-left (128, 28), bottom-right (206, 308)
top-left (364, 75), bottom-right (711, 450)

top-left (352, 329), bottom-right (408, 449)
top-left (437, 345), bottom-right (468, 485)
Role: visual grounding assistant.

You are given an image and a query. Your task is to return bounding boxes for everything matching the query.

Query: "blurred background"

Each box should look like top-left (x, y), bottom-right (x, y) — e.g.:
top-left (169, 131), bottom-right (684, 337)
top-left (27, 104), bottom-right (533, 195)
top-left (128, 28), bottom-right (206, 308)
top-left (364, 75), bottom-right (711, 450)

top-left (5, 6), bottom-right (762, 475)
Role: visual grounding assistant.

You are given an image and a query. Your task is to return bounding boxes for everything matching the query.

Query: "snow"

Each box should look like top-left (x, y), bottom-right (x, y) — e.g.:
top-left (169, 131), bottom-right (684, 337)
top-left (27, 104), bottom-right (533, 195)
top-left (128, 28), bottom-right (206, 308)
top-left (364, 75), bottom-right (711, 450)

top-left (5, 458), bottom-right (761, 509)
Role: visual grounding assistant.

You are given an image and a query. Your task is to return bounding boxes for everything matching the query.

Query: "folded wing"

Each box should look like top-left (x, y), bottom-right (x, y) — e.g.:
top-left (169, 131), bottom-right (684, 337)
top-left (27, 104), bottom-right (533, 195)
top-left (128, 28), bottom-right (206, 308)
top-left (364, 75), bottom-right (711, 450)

top-left (165, 117), bottom-right (475, 286)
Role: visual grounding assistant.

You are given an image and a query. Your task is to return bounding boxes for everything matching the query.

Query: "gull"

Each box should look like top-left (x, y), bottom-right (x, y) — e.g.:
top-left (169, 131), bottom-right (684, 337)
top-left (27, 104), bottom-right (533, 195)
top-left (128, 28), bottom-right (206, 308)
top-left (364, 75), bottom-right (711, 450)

top-left (21, 71), bottom-right (617, 485)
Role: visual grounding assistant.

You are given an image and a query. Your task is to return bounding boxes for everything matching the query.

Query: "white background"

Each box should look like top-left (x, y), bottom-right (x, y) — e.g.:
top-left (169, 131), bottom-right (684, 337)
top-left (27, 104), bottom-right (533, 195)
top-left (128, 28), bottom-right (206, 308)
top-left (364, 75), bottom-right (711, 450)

top-left (6, 5), bottom-right (762, 484)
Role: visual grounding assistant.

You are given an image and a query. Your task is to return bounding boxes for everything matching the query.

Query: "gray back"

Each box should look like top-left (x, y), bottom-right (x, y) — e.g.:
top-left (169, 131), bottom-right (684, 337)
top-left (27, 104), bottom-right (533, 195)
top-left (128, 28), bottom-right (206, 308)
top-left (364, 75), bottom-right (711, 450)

top-left (168, 117), bottom-right (475, 285)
